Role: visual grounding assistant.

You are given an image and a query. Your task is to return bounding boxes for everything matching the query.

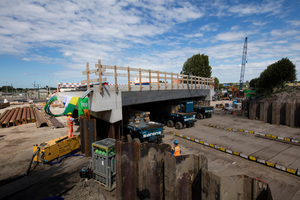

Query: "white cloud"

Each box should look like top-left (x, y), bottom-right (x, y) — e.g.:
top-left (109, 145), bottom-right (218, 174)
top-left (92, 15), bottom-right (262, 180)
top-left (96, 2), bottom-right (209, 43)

top-left (228, 1), bottom-right (283, 16)
top-left (63, 52), bottom-right (72, 57)
top-left (215, 32), bottom-right (246, 42)
top-left (287, 20), bottom-right (300, 26)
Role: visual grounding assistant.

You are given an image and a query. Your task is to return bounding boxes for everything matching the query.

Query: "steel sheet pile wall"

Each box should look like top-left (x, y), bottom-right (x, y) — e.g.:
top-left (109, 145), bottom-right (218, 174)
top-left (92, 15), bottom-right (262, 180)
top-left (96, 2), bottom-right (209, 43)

top-left (201, 169), bottom-right (272, 200)
top-left (116, 141), bottom-right (273, 200)
top-left (115, 141), bottom-right (207, 200)
top-left (248, 101), bottom-right (300, 127)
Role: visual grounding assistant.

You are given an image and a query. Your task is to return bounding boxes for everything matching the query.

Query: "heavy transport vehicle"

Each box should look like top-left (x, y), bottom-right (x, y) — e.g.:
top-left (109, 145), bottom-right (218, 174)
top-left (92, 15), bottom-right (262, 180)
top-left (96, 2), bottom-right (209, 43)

top-left (125, 111), bottom-right (164, 143)
top-left (164, 101), bottom-right (196, 129)
top-left (194, 105), bottom-right (214, 119)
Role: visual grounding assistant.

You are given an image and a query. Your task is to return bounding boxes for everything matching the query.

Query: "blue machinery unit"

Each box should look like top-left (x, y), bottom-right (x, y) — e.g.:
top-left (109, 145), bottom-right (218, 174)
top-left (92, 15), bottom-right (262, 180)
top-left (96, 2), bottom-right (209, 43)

top-left (127, 119), bottom-right (164, 143)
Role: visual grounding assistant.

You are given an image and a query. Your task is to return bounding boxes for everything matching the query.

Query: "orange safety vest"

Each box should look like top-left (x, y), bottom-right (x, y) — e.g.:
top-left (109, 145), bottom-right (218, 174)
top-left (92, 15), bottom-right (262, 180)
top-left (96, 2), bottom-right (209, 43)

top-left (67, 116), bottom-right (73, 126)
top-left (172, 146), bottom-right (181, 156)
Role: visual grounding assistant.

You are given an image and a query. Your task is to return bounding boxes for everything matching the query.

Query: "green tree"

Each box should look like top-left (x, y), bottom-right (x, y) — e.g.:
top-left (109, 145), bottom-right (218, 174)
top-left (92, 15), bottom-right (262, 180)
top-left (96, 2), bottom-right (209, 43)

top-left (214, 77), bottom-right (220, 89)
top-left (181, 53), bottom-right (212, 77)
top-left (250, 58), bottom-right (296, 94)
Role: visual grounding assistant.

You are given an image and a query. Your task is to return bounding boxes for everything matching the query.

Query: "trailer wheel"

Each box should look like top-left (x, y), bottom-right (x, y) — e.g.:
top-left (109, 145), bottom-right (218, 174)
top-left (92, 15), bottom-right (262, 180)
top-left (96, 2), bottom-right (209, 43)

top-left (133, 138), bottom-right (141, 143)
top-left (126, 134), bottom-right (133, 142)
top-left (157, 138), bottom-right (162, 144)
top-left (175, 122), bottom-right (183, 129)
top-left (196, 114), bottom-right (203, 119)
top-left (191, 121), bottom-right (195, 127)
top-left (186, 123), bottom-right (192, 128)
top-left (167, 120), bottom-right (174, 127)
top-left (208, 113), bottom-right (212, 118)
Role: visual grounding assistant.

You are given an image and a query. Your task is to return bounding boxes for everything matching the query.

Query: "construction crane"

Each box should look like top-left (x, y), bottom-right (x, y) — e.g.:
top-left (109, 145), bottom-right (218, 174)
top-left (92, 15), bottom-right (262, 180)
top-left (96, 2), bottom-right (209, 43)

top-left (239, 37), bottom-right (248, 91)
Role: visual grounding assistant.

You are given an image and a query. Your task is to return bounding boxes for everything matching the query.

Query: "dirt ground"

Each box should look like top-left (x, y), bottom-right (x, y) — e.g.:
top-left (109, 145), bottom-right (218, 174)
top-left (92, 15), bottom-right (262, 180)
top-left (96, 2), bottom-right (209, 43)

top-left (0, 97), bottom-right (299, 199)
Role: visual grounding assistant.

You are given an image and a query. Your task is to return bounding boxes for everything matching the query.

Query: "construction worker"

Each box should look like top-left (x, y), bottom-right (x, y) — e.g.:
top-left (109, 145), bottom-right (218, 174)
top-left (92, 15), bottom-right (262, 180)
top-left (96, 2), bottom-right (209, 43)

top-left (171, 140), bottom-right (181, 156)
top-left (67, 112), bottom-right (77, 138)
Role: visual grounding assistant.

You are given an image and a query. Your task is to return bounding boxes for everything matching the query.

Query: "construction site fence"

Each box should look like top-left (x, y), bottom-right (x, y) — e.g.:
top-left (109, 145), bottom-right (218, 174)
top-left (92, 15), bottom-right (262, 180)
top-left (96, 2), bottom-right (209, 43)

top-left (81, 59), bottom-right (215, 93)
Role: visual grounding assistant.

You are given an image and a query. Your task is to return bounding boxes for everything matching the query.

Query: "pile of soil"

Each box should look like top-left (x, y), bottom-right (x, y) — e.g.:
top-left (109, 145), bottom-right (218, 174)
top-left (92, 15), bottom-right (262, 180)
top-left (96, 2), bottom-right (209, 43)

top-left (63, 179), bottom-right (116, 200)
top-left (261, 87), bottom-right (300, 103)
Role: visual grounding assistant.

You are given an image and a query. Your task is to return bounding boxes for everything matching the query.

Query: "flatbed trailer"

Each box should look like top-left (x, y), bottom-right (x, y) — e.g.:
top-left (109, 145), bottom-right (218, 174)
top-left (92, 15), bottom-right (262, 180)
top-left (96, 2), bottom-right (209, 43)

top-left (126, 120), bottom-right (164, 143)
top-left (194, 106), bottom-right (214, 119)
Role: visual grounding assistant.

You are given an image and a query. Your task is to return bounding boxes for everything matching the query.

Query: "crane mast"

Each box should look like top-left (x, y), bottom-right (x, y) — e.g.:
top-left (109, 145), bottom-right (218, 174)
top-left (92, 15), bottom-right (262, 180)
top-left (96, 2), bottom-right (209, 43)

top-left (239, 37), bottom-right (248, 91)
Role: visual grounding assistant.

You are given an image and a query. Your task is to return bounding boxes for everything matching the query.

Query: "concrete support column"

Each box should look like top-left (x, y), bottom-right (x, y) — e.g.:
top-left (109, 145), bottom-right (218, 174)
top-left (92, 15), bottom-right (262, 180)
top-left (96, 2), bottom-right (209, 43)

top-left (272, 102), bottom-right (280, 125)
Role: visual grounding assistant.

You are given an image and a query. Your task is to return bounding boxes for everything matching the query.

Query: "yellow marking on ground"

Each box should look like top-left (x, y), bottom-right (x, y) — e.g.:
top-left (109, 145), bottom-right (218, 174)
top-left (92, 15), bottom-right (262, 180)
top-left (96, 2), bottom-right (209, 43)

top-left (249, 156), bottom-right (256, 161)
top-left (287, 168), bottom-right (296, 174)
top-left (220, 147), bottom-right (225, 152)
top-left (266, 162), bottom-right (275, 167)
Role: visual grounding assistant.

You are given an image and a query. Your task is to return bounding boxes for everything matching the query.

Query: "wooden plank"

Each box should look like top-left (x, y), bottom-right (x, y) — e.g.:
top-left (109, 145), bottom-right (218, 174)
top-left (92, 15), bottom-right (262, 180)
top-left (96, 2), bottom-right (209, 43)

top-left (81, 78), bottom-right (107, 83)
top-left (127, 67), bottom-right (131, 91)
top-left (157, 71), bottom-right (160, 90)
top-left (86, 62), bottom-right (90, 90)
top-left (149, 69), bottom-right (151, 91)
top-left (181, 75), bottom-right (184, 89)
top-left (171, 73), bottom-right (173, 90)
top-left (98, 60), bottom-right (102, 93)
top-left (114, 65), bottom-right (118, 92)
top-left (177, 74), bottom-right (179, 90)
top-left (164, 72), bottom-right (167, 90)
top-left (102, 72), bottom-right (129, 77)
top-left (139, 68), bottom-right (142, 91)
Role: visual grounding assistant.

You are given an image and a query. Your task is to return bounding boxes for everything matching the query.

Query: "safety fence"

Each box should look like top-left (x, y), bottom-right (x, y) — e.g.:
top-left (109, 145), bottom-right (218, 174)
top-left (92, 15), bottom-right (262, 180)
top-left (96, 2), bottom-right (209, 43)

top-left (81, 59), bottom-right (215, 93)
top-left (171, 131), bottom-right (299, 176)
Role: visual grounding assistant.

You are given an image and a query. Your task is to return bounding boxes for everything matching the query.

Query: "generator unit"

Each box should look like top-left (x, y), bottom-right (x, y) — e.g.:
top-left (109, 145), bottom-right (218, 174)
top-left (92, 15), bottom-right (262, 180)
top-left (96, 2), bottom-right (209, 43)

top-left (33, 135), bottom-right (80, 163)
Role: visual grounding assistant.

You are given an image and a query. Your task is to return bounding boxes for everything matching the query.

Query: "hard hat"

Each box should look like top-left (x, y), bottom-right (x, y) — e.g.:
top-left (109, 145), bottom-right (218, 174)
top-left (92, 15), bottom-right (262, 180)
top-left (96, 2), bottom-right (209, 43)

top-left (67, 112), bottom-right (72, 115)
top-left (174, 140), bottom-right (178, 144)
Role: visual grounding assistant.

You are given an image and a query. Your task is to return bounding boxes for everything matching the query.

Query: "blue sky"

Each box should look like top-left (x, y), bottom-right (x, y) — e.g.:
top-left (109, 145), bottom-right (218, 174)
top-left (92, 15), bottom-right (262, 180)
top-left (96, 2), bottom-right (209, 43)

top-left (0, 0), bottom-right (299, 88)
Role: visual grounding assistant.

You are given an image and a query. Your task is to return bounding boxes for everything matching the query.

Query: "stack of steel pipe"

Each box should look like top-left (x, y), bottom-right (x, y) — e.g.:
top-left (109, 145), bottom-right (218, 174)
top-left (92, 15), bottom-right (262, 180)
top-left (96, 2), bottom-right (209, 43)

top-left (9, 107), bottom-right (20, 126)
top-left (26, 107), bottom-right (31, 122)
top-left (22, 107), bottom-right (28, 124)
top-left (29, 107), bottom-right (36, 122)
top-left (1, 108), bottom-right (16, 128)
top-left (0, 110), bottom-right (10, 128)
top-left (34, 108), bottom-right (48, 128)
top-left (49, 116), bottom-right (64, 128)
top-left (15, 107), bottom-right (23, 125)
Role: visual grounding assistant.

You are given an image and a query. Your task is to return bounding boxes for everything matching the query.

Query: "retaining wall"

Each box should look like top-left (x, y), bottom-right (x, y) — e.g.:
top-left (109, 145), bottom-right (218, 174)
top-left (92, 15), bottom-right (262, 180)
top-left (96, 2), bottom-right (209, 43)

top-left (115, 141), bottom-right (272, 200)
top-left (247, 101), bottom-right (300, 128)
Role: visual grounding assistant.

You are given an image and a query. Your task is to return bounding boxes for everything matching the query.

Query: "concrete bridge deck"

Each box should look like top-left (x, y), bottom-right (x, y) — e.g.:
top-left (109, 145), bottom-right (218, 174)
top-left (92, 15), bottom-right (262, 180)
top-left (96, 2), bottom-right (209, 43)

top-left (58, 84), bottom-right (214, 123)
